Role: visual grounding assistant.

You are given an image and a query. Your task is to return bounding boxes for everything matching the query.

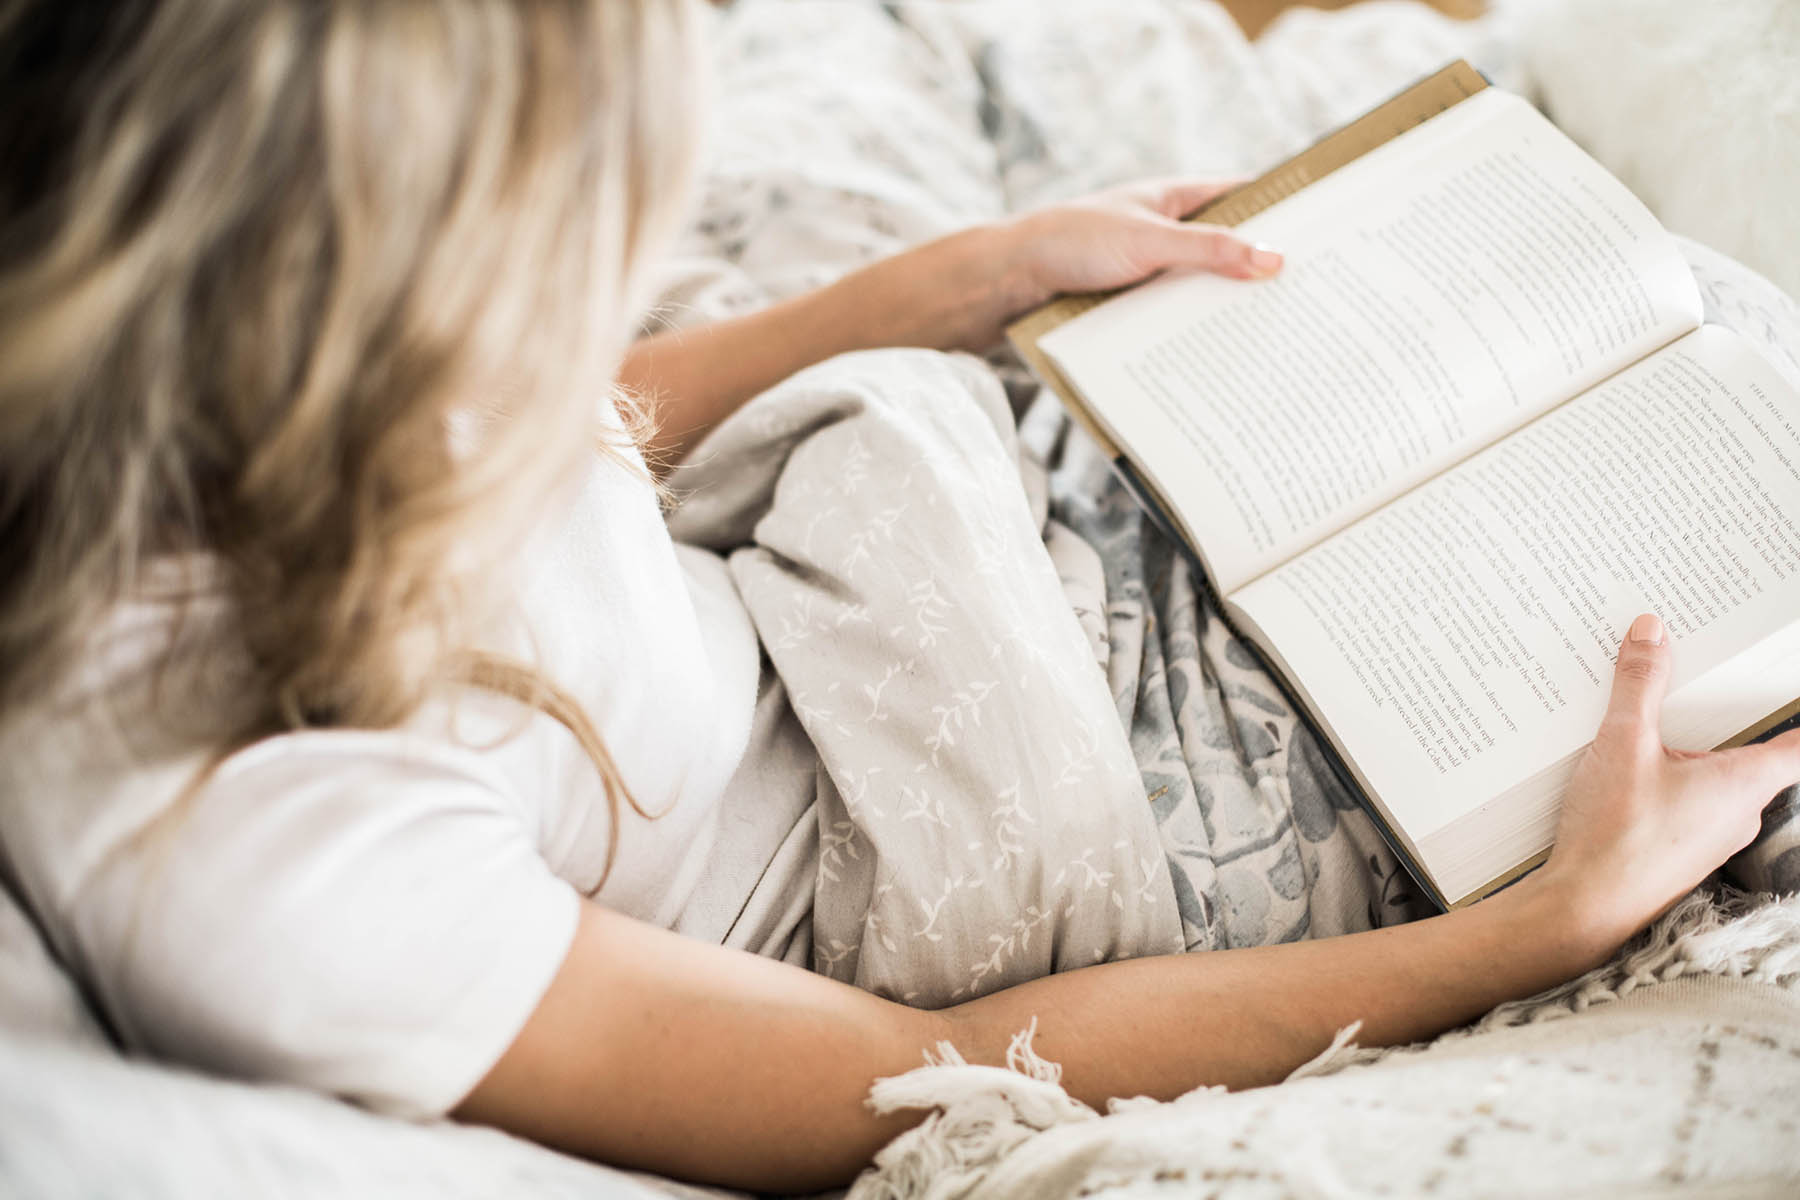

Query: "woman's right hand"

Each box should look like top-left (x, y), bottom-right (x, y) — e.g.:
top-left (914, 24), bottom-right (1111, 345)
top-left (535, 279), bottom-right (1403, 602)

top-left (1538, 611), bottom-right (1800, 955)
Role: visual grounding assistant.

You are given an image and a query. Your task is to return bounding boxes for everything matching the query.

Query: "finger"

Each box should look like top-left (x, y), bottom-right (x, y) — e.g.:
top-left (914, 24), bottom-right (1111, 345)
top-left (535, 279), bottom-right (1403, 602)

top-left (1727, 725), bottom-right (1800, 801)
top-left (1149, 178), bottom-right (1253, 220)
top-left (1138, 219), bottom-right (1283, 279)
top-left (1599, 612), bottom-right (1670, 754)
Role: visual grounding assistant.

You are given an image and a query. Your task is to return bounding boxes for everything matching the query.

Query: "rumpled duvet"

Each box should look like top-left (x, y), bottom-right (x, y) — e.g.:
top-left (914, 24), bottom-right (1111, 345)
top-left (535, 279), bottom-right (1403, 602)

top-left (660, 0), bottom-right (1800, 1010)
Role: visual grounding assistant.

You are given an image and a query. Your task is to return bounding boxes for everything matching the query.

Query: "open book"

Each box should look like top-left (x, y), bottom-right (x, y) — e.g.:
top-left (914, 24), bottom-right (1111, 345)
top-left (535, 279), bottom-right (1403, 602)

top-left (1009, 63), bottom-right (1800, 909)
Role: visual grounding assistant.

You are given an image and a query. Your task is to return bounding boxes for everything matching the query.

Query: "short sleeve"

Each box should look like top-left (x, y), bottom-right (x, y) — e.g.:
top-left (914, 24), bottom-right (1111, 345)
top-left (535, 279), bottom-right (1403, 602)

top-left (65, 733), bottom-right (581, 1119)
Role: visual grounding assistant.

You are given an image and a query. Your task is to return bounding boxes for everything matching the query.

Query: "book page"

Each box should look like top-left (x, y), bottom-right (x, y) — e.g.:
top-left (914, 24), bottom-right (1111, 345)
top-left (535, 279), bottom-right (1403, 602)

top-left (1229, 326), bottom-right (1800, 848)
top-left (1038, 88), bottom-right (1702, 594)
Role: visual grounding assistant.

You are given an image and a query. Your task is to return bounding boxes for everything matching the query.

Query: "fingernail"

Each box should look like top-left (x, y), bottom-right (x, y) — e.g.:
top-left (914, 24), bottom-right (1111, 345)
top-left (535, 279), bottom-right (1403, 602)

top-left (1628, 613), bottom-right (1664, 645)
top-left (1249, 243), bottom-right (1283, 274)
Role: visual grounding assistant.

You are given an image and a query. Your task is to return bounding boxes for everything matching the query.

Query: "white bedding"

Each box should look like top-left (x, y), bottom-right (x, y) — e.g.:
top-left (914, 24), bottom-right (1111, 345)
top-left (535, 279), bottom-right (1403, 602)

top-left (5, 4), bottom-right (1799, 1198)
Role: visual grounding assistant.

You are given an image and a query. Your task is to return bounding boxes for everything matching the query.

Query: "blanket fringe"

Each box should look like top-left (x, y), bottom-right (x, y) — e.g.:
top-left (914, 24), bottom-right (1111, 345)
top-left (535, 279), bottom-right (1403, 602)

top-left (1276, 887), bottom-right (1800, 1081)
top-left (849, 888), bottom-right (1800, 1199)
top-left (1491, 887), bottom-right (1800, 1018)
top-left (1283, 1019), bottom-right (1365, 1082)
top-left (855, 1018), bottom-right (1094, 1200)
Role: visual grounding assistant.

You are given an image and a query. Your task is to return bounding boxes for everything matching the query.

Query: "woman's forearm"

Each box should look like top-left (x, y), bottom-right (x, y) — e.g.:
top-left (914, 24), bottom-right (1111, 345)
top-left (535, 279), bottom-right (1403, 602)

top-left (622, 178), bottom-right (1285, 469)
top-left (945, 871), bottom-right (1611, 1105)
top-left (459, 873), bottom-right (1614, 1194)
top-left (622, 223), bottom-right (1024, 468)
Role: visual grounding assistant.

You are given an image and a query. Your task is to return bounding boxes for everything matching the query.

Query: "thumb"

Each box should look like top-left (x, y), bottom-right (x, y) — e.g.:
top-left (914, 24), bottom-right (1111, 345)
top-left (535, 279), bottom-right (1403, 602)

top-left (1600, 612), bottom-right (1671, 752)
top-left (1140, 220), bottom-right (1283, 280)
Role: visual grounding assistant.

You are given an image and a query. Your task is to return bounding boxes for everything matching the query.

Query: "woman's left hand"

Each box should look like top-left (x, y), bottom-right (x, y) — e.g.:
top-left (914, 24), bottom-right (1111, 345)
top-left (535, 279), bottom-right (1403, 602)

top-left (984, 177), bottom-right (1283, 340)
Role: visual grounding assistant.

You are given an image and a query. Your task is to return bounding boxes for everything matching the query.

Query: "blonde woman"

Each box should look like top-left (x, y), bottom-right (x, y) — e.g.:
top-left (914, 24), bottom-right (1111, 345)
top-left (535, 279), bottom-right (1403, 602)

top-left (0, 1), bottom-right (1792, 1193)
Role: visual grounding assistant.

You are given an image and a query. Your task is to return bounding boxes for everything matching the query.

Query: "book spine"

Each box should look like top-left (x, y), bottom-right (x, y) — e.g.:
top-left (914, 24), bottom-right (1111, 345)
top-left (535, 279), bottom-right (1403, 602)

top-left (1110, 455), bottom-right (1454, 915)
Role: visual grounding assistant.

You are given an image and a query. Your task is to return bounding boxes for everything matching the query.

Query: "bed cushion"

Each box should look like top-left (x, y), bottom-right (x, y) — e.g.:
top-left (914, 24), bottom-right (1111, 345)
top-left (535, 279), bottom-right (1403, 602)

top-left (1517, 0), bottom-right (1800, 300)
top-left (0, 875), bottom-right (738, 1200)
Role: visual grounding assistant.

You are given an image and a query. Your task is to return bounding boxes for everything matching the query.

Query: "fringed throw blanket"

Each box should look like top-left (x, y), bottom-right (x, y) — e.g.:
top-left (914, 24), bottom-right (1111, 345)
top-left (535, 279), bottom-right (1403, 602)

top-left (848, 889), bottom-right (1800, 1198)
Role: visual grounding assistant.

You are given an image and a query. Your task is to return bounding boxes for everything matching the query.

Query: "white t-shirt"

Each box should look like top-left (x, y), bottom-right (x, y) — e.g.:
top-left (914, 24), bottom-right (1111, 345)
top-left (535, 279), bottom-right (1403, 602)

top-left (0, 445), bottom-right (763, 1118)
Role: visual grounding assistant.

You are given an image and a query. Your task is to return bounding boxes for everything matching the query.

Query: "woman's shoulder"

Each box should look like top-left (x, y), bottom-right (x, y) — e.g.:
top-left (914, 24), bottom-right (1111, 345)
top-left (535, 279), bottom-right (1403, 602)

top-left (0, 600), bottom-right (578, 1118)
top-left (1, 558), bottom-right (517, 808)
top-left (0, 570), bottom-right (542, 970)
top-left (0, 619), bottom-right (530, 930)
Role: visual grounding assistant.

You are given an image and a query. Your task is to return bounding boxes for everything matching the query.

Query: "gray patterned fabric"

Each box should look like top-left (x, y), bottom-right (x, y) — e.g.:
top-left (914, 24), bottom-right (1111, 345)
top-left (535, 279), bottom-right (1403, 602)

top-left (1027, 405), bottom-right (1431, 951)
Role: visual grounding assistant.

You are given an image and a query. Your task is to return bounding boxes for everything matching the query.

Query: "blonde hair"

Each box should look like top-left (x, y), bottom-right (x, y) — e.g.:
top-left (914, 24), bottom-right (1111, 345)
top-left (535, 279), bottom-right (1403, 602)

top-left (0, 0), bottom-right (699, 872)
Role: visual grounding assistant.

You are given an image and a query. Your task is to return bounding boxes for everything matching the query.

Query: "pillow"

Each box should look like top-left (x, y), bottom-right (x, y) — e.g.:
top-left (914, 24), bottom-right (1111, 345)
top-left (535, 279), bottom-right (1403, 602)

top-left (0, 865), bottom-right (720, 1198)
top-left (1516, 0), bottom-right (1800, 300)
top-left (0, 1031), bottom-right (717, 1200)
top-left (0, 872), bottom-right (110, 1049)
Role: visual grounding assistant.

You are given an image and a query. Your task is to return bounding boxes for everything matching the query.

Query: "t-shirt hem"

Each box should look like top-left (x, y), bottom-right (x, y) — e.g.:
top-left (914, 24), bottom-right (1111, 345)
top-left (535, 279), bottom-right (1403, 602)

top-left (368, 882), bottom-right (583, 1121)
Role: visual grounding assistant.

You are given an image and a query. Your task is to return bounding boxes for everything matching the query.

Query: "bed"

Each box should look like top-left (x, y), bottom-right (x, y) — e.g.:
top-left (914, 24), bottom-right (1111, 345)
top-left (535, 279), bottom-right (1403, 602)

top-left (4, 2), bottom-right (1798, 1196)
